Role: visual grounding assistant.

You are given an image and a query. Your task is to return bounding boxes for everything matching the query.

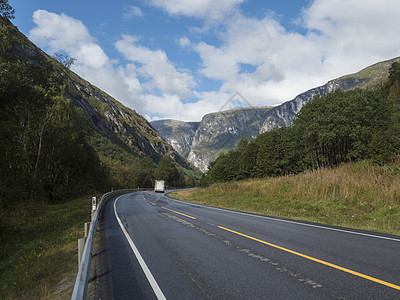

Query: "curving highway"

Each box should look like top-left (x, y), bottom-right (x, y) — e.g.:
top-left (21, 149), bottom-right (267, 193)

top-left (92, 192), bottom-right (400, 299)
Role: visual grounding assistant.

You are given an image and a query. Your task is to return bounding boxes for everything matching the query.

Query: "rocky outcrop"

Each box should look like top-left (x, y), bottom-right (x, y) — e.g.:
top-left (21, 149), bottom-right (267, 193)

top-left (151, 120), bottom-right (199, 158)
top-left (65, 76), bottom-right (194, 169)
top-left (152, 107), bottom-right (274, 171)
top-left (260, 77), bottom-right (366, 132)
top-left (152, 57), bottom-right (400, 172)
top-left (187, 107), bottom-right (274, 171)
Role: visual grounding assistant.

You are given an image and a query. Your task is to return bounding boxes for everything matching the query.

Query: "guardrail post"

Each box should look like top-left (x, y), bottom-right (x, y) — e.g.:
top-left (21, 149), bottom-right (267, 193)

top-left (78, 237), bottom-right (86, 266)
top-left (84, 222), bottom-right (90, 238)
top-left (91, 196), bottom-right (96, 221)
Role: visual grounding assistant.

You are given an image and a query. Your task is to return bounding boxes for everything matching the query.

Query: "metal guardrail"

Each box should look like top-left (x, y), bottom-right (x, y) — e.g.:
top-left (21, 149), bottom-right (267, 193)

top-left (71, 189), bottom-right (138, 300)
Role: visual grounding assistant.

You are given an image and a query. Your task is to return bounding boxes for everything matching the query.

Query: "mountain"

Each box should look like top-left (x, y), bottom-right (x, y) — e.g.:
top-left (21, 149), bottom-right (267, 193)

top-left (0, 17), bottom-right (198, 202)
top-left (66, 69), bottom-right (193, 170)
top-left (150, 119), bottom-right (200, 158)
top-left (152, 107), bottom-right (274, 172)
top-left (40, 21), bottom-right (192, 168)
top-left (151, 57), bottom-right (400, 172)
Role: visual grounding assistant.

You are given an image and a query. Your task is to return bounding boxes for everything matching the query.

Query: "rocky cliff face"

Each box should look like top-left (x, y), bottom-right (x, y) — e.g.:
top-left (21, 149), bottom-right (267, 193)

top-left (66, 73), bottom-right (193, 169)
top-left (259, 77), bottom-right (366, 132)
top-left (152, 107), bottom-right (276, 171)
top-left (150, 120), bottom-right (199, 158)
top-left (187, 107), bottom-right (274, 171)
top-left (152, 57), bottom-right (400, 172)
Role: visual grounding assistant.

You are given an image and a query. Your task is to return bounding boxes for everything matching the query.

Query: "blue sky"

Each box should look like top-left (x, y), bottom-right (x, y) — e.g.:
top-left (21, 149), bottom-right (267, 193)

top-left (10, 0), bottom-right (400, 121)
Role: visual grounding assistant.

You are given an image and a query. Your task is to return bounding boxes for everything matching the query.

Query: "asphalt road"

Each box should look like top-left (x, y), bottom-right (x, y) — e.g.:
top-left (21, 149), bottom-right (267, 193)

top-left (92, 191), bottom-right (400, 299)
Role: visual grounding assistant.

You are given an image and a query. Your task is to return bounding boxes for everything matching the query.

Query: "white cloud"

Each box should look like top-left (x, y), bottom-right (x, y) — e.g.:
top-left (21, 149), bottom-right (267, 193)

top-left (178, 37), bottom-right (191, 48)
top-left (30, 10), bottom-right (94, 54)
top-left (115, 34), bottom-right (196, 98)
top-left (148, 0), bottom-right (245, 22)
top-left (27, 1), bottom-right (400, 123)
top-left (29, 10), bottom-right (145, 112)
top-left (123, 6), bottom-right (144, 19)
top-left (190, 0), bottom-right (400, 108)
top-left (303, 0), bottom-right (400, 62)
top-left (30, 10), bottom-right (113, 77)
top-left (192, 13), bottom-right (327, 106)
top-left (144, 93), bottom-right (225, 122)
top-left (28, 10), bottom-right (199, 121)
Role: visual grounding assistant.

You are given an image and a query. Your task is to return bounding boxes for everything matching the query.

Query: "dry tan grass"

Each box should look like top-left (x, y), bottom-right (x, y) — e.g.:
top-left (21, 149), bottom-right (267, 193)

top-left (173, 159), bottom-right (400, 235)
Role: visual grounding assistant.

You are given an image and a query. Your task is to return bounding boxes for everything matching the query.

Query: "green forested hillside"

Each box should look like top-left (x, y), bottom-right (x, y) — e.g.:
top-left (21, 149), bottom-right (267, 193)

top-left (0, 17), bottom-right (108, 204)
top-left (0, 14), bottom-right (199, 209)
top-left (202, 63), bottom-right (400, 185)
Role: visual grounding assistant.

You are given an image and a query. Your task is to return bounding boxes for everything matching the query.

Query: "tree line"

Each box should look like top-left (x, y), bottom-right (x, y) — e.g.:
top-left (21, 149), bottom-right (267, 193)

top-left (0, 16), bottom-right (109, 205)
top-left (201, 63), bottom-right (400, 186)
top-left (105, 153), bottom-right (192, 190)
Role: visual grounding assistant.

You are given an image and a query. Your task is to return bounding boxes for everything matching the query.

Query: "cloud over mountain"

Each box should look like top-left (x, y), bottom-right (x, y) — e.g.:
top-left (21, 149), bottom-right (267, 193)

top-left (28, 0), bottom-right (400, 121)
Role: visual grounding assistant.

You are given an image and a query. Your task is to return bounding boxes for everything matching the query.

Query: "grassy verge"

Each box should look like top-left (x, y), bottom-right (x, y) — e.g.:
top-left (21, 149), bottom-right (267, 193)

top-left (171, 160), bottom-right (400, 236)
top-left (0, 195), bottom-right (99, 299)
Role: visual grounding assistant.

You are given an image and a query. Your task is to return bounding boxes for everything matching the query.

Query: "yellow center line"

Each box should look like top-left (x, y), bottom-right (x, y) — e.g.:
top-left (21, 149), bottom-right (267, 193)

top-left (142, 195), bottom-right (196, 219)
top-left (162, 207), bottom-right (196, 219)
top-left (143, 195), bottom-right (156, 206)
top-left (218, 226), bottom-right (400, 291)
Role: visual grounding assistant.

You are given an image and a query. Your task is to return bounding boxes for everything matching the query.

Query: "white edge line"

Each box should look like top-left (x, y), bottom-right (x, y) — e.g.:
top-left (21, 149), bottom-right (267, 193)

top-left (163, 194), bottom-right (400, 243)
top-left (114, 195), bottom-right (167, 300)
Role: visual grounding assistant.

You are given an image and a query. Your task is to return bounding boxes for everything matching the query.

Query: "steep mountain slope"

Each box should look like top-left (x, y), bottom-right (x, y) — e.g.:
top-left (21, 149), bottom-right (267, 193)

top-left (66, 70), bottom-right (192, 169)
top-left (152, 57), bottom-right (400, 172)
top-left (1, 17), bottom-right (196, 178)
top-left (152, 107), bottom-right (274, 171)
top-left (150, 119), bottom-right (199, 158)
top-left (260, 57), bottom-right (400, 133)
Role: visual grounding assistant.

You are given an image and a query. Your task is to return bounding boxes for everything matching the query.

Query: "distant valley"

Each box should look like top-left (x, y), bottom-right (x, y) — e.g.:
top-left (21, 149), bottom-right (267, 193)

top-left (152, 57), bottom-right (400, 172)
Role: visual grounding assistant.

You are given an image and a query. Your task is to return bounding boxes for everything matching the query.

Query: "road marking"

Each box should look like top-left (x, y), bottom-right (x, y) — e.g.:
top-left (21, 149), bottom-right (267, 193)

top-left (114, 196), bottom-right (167, 300)
top-left (163, 212), bottom-right (195, 228)
top-left (162, 207), bottom-right (196, 219)
top-left (166, 196), bottom-right (400, 242)
top-left (218, 226), bottom-right (400, 291)
top-left (143, 195), bottom-right (156, 205)
top-left (144, 194), bottom-right (196, 219)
